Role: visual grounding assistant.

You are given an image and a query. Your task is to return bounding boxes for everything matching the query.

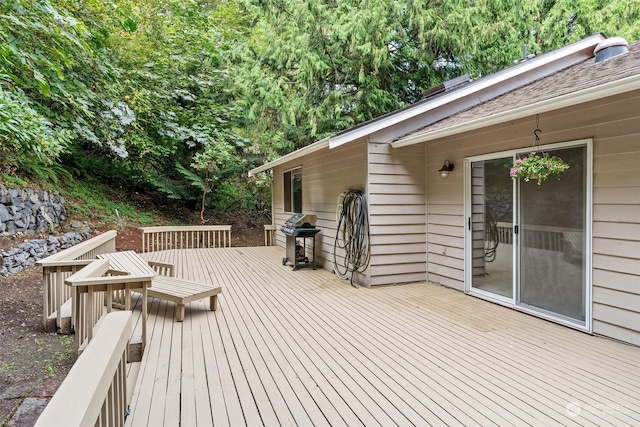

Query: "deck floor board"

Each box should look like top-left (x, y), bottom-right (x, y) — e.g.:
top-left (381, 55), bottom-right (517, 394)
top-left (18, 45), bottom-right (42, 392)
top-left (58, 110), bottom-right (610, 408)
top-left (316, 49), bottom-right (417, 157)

top-left (117, 247), bottom-right (640, 427)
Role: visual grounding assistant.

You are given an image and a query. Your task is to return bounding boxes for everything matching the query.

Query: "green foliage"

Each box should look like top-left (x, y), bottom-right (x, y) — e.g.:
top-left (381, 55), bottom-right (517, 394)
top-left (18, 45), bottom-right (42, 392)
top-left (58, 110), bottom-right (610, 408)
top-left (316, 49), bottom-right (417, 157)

top-left (62, 178), bottom-right (160, 224)
top-left (511, 152), bottom-right (570, 184)
top-left (538, 0), bottom-right (640, 49)
top-left (0, 0), bottom-right (118, 182)
top-left (0, 85), bottom-right (70, 175)
top-left (0, 0), bottom-right (638, 213)
top-left (1, 173), bottom-right (28, 188)
top-left (231, 0), bottom-right (640, 154)
top-left (210, 179), bottom-right (271, 213)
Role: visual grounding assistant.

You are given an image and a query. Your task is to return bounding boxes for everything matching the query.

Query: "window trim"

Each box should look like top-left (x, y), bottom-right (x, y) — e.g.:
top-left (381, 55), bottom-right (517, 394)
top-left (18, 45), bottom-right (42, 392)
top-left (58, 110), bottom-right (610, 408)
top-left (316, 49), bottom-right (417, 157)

top-left (284, 167), bottom-right (303, 214)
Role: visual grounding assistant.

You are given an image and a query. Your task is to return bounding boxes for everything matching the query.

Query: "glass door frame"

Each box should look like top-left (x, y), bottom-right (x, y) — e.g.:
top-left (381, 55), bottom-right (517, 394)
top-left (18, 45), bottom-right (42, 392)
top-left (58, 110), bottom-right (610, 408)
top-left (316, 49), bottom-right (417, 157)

top-left (464, 138), bottom-right (593, 332)
top-left (464, 152), bottom-right (517, 306)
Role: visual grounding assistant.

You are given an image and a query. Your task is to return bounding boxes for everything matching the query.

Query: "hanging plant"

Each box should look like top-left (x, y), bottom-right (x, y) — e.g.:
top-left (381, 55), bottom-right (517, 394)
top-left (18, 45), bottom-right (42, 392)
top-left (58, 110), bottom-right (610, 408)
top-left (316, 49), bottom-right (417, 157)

top-left (510, 152), bottom-right (569, 183)
top-left (510, 115), bottom-right (569, 185)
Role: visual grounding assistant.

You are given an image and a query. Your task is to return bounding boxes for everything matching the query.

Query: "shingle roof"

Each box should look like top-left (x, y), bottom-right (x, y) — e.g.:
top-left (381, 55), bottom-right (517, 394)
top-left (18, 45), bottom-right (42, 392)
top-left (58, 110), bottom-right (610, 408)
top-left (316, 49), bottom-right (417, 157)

top-left (396, 40), bottom-right (640, 142)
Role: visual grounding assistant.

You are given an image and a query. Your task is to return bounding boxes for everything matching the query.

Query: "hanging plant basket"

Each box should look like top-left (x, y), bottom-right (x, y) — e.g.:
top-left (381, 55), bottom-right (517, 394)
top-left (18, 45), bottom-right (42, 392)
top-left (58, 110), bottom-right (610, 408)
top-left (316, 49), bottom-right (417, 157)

top-left (510, 152), bottom-right (569, 184)
top-left (510, 115), bottom-right (570, 185)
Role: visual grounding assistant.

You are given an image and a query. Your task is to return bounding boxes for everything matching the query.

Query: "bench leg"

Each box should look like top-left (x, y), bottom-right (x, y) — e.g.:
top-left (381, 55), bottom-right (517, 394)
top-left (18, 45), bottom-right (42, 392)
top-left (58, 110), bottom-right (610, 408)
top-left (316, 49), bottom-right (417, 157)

top-left (176, 304), bottom-right (185, 322)
top-left (210, 295), bottom-right (218, 311)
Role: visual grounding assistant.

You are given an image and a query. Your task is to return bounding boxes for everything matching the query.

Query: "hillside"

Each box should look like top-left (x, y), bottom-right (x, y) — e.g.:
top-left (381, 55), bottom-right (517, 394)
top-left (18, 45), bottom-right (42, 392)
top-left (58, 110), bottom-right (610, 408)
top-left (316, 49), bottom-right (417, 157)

top-left (0, 181), bottom-right (270, 425)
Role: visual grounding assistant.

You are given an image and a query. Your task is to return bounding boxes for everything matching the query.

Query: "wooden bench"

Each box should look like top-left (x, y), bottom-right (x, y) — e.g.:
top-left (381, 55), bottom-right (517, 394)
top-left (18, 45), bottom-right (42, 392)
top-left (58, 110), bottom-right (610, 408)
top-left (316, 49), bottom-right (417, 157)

top-left (100, 253), bottom-right (221, 322)
top-left (148, 275), bottom-right (221, 322)
top-left (68, 254), bottom-right (154, 361)
top-left (147, 262), bottom-right (222, 322)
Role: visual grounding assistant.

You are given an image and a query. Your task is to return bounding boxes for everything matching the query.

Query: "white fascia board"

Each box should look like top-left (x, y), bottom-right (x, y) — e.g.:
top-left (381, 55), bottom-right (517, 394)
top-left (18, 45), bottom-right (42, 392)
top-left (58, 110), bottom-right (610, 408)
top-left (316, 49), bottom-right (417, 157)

top-left (391, 74), bottom-right (640, 148)
top-left (248, 137), bottom-right (330, 176)
top-left (329, 33), bottom-right (605, 149)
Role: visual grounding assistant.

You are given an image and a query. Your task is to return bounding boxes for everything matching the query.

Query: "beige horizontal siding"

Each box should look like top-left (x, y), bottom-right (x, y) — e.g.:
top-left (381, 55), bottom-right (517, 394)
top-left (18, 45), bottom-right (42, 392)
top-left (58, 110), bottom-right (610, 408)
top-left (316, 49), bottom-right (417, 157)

top-left (428, 243), bottom-right (465, 260)
top-left (593, 269), bottom-right (638, 294)
top-left (423, 157), bottom-right (465, 288)
top-left (369, 233), bottom-right (426, 245)
top-left (372, 242), bottom-right (427, 255)
top-left (591, 102), bottom-right (640, 344)
top-left (428, 233), bottom-right (464, 249)
top-left (369, 214), bottom-right (426, 226)
top-left (594, 221), bottom-right (640, 240)
top-left (368, 141), bottom-right (426, 286)
top-left (593, 287), bottom-right (640, 314)
top-left (272, 138), bottom-right (368, 282)
top-left (591, 320), bottom-right (640, 347)
top-left (593, 237), bottom-right (640, 257)
top-left (422, 90), bottom-right (640, 345)
top-left (428, 224), bottom-right (464, 238)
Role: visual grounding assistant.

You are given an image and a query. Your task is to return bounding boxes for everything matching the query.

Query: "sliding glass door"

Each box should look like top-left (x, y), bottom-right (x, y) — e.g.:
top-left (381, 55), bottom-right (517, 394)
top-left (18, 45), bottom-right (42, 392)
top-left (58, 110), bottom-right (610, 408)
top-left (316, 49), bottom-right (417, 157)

top-left (518, 145), bottom-right (587, 323)
top-left (466, 141), bottom-right (590, 328)
top-left (469, 157), bottom-right (514, 301)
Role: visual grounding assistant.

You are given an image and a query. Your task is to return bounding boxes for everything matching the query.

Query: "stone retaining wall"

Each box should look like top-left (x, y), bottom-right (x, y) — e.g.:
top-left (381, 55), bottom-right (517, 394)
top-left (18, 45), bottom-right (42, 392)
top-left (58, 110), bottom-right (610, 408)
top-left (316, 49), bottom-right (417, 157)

top-left (0, 228), bottom-right (92, 276)
top-left (0, 184), bottom-right (92, 276)
top-left (0, 184), bottom-right (66, 235)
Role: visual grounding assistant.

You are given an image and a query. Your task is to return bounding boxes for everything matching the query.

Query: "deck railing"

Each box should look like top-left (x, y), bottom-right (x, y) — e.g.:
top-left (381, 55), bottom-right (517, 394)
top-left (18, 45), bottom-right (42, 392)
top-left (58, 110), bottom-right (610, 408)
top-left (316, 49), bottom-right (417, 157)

top-left (496, 222), bottom-right (581, 252)
top-left (264, 224), bottom-right (277, 246)
top-left (36, 230), bottom-right (117, 332)
top-left (65, 258), bottom-right (152, 360)
top-left (141, 225), bottom-right (231, 252)
top-left (35, 311), bottom-right (131, 427)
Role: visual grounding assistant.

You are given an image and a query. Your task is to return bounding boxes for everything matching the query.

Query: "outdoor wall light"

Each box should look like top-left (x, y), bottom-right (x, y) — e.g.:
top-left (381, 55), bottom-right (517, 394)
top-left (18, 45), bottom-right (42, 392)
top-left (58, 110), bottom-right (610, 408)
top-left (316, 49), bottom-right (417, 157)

top-left (438, 160), bottom-right (454, 179)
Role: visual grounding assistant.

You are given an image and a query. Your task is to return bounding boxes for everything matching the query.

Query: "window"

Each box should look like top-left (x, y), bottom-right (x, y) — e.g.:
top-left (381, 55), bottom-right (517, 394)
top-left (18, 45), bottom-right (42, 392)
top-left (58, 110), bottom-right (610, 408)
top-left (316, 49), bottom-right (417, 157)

top-left (284, 168), bottom-right (302, 213)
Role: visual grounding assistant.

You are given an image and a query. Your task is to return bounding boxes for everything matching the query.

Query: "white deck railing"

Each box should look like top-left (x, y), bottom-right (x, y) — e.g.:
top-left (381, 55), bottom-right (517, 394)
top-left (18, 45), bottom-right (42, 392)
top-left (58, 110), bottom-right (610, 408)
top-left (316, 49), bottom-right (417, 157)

top-left (65, 258), bottom-right (153, 360)
top-left (36, 230), bottom-right (117, 332)
top-left (264, 224), bottom-right (277, 246)
top-left (35, 311), bottom-right (132, 427)
top-left (141, 225), bottom-right (231, 252)
top-left (496, 222), bottom-right (581, 252)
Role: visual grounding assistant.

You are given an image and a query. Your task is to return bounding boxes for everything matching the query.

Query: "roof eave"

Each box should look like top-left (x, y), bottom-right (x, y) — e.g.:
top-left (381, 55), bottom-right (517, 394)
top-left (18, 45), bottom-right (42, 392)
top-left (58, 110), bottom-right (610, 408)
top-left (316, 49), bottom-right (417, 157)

top-left (248, 137), bottom-right (330, 176)
top-left (391, 74), bottom-right (640, 148)
top-left (329, 33), bottom-right (606, 149)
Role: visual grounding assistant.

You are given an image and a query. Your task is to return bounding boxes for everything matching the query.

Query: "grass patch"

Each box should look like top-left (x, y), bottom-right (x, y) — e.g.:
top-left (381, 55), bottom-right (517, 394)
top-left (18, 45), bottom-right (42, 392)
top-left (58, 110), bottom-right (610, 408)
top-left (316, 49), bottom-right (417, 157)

top-left (1, 173), bottom-right (28, 188)
top-left (0, 362), bottom-right (14, 373)
top-left (61, 179), bottom-right (162, 226)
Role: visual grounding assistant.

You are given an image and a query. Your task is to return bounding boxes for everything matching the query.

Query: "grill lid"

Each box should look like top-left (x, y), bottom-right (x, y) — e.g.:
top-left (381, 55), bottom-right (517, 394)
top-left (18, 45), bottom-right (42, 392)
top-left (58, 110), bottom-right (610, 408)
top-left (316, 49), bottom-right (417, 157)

top-left (284, 214), bottom-right (317, 228)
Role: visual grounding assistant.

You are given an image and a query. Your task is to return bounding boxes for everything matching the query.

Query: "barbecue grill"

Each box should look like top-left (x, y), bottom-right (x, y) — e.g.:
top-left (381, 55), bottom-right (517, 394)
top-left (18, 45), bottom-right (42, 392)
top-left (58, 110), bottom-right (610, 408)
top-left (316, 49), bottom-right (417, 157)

top-left (281, 214), bottom-right (321, 270)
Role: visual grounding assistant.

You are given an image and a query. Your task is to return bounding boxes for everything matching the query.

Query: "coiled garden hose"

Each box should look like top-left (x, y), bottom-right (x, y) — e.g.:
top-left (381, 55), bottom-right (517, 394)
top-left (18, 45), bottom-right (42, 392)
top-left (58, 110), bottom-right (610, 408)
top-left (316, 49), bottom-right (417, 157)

top-left (331, 189), bottom-right (370, 285)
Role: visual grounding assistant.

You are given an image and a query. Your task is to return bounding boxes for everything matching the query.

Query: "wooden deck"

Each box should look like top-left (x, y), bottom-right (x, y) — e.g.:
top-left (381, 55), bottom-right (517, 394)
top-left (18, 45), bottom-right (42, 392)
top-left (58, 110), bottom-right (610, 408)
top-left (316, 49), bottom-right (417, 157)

top-left (123, 247), bottom-right (639, 426)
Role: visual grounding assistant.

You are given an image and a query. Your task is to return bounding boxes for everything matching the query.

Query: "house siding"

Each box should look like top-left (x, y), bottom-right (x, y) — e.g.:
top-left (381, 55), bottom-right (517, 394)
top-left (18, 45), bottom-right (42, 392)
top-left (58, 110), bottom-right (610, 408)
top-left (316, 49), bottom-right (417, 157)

top-left (272, 138), bottom-right (368, 283)
top-left (424, 152), bottom-right (465, 290)
top-left (421, 90), bottom-right (640, 344)
top-left (368, 142), bottom-right (426, 286)
top-left (591, 101), bottom-right (640, 345)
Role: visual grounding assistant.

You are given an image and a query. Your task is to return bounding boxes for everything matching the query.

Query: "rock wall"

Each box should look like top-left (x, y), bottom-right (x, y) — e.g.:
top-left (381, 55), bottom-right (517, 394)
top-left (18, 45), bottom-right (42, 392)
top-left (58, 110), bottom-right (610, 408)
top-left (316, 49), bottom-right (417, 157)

top-left (0, 184), bottom-right (66, 235)
top-left (0, 228), bottom-right (92, 276)
top-left (0, 185), bottom-right (92, 276)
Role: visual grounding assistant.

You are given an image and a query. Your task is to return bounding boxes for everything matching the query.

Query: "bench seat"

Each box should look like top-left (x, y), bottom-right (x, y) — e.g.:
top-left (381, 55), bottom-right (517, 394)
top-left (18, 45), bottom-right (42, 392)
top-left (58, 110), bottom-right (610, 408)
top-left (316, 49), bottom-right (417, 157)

top-left (148, 276), bottom-right (222, 322)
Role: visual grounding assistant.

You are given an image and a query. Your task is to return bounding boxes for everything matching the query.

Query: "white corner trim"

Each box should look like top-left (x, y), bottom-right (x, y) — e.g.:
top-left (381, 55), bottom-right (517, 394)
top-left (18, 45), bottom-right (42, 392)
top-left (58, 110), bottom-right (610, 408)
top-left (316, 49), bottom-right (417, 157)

top-left (391, 74), bottom-right (640, 148)
top-left (248, 137), bottom-right (330, 176)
